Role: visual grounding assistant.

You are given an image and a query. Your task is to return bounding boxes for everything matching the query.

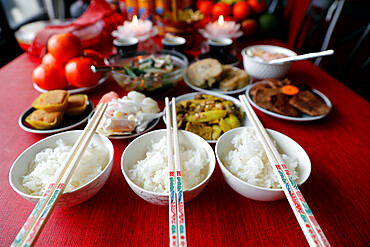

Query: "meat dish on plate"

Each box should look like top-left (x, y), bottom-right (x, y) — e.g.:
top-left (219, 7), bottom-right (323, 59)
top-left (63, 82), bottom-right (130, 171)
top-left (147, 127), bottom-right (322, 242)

top-left (246, 79), bottom-right (331, 121)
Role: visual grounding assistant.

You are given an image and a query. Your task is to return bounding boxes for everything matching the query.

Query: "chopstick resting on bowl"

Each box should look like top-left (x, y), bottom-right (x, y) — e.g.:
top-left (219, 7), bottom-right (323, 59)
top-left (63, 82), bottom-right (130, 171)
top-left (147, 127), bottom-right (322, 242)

top-left (165, 97), bottom-right (187, 247)
top-left (12, 102), bottom-right (108, 247)
top-left (239, 95), bottom-right (330, 247)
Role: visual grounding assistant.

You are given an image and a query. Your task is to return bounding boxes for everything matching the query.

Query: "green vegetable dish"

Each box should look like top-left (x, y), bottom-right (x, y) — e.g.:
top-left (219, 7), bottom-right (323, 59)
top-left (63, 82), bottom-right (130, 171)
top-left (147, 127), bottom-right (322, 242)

top-left (122, 55), bottom-right (178, 77)
top-left (176, 94), bottom-right (244, 140)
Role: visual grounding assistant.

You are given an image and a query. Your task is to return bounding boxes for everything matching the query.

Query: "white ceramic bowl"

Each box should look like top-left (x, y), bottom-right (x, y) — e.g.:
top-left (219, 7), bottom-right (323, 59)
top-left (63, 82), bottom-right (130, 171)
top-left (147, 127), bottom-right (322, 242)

top-left (121, 129), bottom-right (216, 205)
top-left (241, 45), bottom-right (297, 79)
top-left (215, 127), bottom-right (311, 201)
top-left (9, 130), bottom-right (114, 207)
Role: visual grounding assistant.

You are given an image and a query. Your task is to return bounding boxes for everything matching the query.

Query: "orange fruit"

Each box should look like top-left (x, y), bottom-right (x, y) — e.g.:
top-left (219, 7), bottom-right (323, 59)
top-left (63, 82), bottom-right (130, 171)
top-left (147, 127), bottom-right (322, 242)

top-left (47, 33), bottom-right (83, 64)
top-left (65, 57), bottom-right (101, 88)
top-left (241, 19), bottom-right (257, 36)
top-left (233, 1), bottom-right (252, 20)
top-left (32, 64), bottom-right (68, 90)
top-left (198, 1), bottom-right (214, 16)
top-left (212, 2), bottom-right (232, 17)
top-left (248, 0), bottom-right (267, 14)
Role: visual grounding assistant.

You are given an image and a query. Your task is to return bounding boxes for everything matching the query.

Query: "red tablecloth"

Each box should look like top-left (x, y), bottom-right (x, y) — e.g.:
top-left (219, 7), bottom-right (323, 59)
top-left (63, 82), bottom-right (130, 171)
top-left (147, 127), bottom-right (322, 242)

top-left (0, 38), bottom-right (369, 247)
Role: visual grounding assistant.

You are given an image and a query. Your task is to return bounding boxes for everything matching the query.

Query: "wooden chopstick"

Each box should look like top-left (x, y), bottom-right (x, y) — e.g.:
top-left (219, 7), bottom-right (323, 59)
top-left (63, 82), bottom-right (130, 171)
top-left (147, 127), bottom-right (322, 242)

top-left (165, 97), bottom-right (187, 247)
top-left (239, 95), bottom-right (330, 247)
top-left (171, 98), bottom-right (187, 246)
top-left (12, 103), bottom-right (108, 247)
top-left (165, 97), bottom-right (178, 247)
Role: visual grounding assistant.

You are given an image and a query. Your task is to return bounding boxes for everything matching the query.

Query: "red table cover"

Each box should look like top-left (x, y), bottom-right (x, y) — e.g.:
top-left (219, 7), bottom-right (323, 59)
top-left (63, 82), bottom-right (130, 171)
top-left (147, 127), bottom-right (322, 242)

top-left (0, 38), bottom-right (369, 247)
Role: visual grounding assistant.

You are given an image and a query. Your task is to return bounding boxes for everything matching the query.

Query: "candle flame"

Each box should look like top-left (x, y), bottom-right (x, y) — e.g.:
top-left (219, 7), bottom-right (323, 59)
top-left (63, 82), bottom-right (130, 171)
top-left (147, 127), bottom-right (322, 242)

top-left (218, 15), bottom-right (224, 26)
top-left (132, 15), bottom-right (138, 25)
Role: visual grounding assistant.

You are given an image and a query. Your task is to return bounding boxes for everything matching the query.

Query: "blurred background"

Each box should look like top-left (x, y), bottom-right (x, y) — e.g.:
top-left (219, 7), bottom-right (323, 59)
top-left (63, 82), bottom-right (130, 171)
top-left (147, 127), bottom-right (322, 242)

top-left (0, 0), bottom-right (368, 100)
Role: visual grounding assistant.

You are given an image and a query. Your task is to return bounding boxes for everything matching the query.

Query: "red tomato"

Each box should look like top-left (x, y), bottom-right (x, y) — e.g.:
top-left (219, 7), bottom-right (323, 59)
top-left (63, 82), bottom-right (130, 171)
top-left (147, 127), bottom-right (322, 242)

top-left (47, 33), bottom-right (83, 63)
top-left (198, 0), bottom-right (214, 16)
top-left (64, 57), bottom-right (101, 88)
top-left (241, 19), bottom-right (258, 36)
top-left (248, 0), bottom-right (267, 14)
top-left (233, 1), bottom-right (252, 21)
top-left (83, 49), bottom-right (105, 67)
top-left (32, 64), bottom-right (68, 90)
top-left (41, 53), bottom-right (64, 67)
top-left (212, 2), bottom-right (232, 17)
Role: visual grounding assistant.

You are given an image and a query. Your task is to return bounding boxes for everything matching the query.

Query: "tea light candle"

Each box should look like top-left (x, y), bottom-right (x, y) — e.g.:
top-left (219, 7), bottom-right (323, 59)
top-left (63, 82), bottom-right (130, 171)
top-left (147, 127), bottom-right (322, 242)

top-left (112, 15), bottom-right (154, 40)
top-left (199, 15), bottom-right (242, 39)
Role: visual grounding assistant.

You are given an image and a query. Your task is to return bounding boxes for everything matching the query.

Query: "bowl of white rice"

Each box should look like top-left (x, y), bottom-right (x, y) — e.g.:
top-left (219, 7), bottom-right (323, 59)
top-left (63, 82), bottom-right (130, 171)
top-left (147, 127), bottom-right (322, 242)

top-left (215, 127), bottom-right (311, 201)
top-left (121, 129), bottom-right (216, 205)
top-left (9, 130), bottom-right (114, 207)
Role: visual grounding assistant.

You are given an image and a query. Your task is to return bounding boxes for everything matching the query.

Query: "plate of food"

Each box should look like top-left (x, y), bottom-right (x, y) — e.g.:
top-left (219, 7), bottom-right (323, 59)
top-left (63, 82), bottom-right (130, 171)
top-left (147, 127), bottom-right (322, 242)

top-left (95, 91), bottom-right (162, 139)
top-left (184, 58), bottom-right (251, 95)
top-left (33, 72), bottom-right (108, 94)
top-left (163, 92), bottom-right (249, 143)
top-left (19, 90), bottom-right (94, 134)
top-left (245, 79), bottom-right (332, 121)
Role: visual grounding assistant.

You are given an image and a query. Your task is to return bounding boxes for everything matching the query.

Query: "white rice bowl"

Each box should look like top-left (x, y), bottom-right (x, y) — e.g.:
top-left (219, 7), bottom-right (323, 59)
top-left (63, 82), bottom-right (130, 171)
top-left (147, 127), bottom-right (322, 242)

top-left (121, 129), bottom-right (216, 205)
top-left (23, 138), bottom-right (109, 196)
top-left (223, 127), bottom-right (299, 189)
top-left (9, 131), bottom-right (114, 207)
top-left (216, 127), bottom-right (311, 201)
top-left (128, 136), bottom-right (209, 193)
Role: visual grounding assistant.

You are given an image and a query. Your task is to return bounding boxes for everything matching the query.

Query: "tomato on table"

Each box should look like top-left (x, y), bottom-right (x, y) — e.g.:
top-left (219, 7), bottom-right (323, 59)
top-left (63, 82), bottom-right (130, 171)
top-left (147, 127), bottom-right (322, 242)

top-left (47, 33), bottom-right (84, 63)
top-left (32, 64), bottom-right (68, 90)
top-left (41, 53), bottom-right (64, 67)
top-left (64, 57), bottom-right (102, 88)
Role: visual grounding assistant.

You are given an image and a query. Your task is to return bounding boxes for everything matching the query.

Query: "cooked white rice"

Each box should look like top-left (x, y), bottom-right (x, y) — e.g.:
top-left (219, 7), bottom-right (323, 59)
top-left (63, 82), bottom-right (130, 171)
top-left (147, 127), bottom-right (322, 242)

top-left (128, 136), bottom-right (209, 193)
top-left (23, 138), bottom-right (109, 196)
top-left (223, 127), bottom-right (299, 189)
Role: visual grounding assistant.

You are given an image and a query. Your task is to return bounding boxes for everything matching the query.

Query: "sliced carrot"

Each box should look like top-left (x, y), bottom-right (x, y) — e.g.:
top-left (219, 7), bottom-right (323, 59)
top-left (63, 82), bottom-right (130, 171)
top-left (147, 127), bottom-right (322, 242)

top-left (281, 85), bottom-right (299, 95)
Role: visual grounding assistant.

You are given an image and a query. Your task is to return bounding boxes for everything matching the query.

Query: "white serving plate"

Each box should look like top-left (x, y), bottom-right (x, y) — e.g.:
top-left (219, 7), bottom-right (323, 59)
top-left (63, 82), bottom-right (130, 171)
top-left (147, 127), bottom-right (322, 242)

top-left (163, 92), bottom-right (250, 144)
top-left (245, 84), bottom-right (332, 121)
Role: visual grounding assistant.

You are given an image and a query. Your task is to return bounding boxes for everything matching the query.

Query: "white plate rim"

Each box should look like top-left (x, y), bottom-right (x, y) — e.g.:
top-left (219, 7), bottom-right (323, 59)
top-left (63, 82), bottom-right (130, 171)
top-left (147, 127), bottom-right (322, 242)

top-left (163, 92), bottom-right (250, 143)
top-left (18, 100), bottom-right (94, 134)
top-left (33, 72), bottom-right (108, 94)
top-left (245, 84), bottom-right (332, 121)
top-left (184, 65), bottom-right (252, 95)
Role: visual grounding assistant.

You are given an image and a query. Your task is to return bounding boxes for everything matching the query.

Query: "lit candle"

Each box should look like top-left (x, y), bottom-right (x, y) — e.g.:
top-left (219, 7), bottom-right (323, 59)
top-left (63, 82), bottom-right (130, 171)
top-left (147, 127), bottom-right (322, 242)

top-left (198, 15), bottom-right (242, 39)
top-left (112, 15), bottom-right (153, 39)
top-left (218, 15), bottom-right (224, 26)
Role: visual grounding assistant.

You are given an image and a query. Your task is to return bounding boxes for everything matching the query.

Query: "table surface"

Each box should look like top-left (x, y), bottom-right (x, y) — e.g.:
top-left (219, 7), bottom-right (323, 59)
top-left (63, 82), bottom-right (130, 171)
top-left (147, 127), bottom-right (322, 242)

top-left (0, 38), bottom-right (369, 247)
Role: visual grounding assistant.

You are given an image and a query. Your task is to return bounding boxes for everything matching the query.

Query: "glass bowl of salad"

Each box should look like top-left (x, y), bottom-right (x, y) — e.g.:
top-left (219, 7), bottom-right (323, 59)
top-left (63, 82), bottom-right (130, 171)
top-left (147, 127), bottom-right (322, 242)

top-left (105, 50), bottom-right (188, 96)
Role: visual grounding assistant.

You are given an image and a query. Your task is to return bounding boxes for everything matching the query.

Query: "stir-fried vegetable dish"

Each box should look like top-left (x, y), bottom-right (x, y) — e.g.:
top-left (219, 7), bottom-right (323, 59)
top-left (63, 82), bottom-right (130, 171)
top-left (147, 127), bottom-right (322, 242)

top-left (176, 94), bottom-right (244, 140)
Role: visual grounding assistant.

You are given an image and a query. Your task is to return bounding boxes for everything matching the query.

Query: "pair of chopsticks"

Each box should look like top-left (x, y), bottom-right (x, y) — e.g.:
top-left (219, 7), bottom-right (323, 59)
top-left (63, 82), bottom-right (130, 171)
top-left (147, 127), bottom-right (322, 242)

top-left (239, 95), bottom-right (330, 247)
top-left (12, 103), bottom-right (108, 247)
top-left (165, 97), bottom-right (187, 247)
